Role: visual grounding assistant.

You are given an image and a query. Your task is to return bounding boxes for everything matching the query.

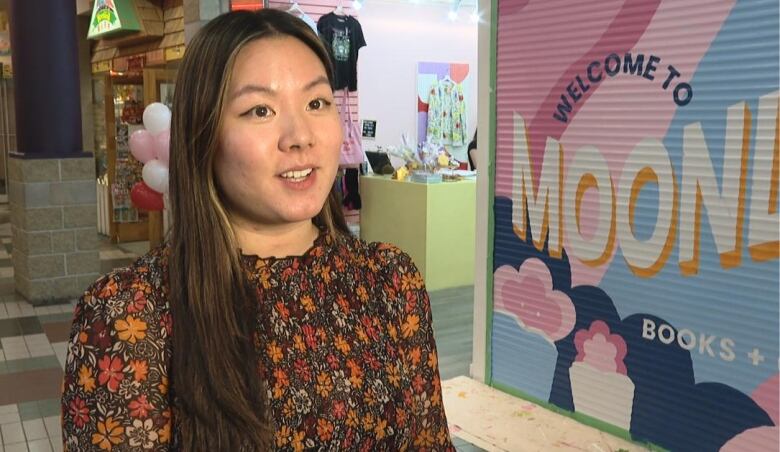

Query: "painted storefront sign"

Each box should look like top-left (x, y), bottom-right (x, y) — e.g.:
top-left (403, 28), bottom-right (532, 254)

top-left (491, 1), bottom-right (779, 450)
top-left (87, 0), bottom-right (140, 40)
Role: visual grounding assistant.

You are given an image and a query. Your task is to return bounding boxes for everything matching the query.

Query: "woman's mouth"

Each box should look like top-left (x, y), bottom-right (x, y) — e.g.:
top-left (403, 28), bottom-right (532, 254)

top-left (279, 168), bottom-right (314, 183)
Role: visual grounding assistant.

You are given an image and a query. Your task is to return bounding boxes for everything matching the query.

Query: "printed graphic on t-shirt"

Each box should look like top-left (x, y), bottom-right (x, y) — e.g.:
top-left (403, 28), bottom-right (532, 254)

top-left (332, 30), bottom-right (351, 62)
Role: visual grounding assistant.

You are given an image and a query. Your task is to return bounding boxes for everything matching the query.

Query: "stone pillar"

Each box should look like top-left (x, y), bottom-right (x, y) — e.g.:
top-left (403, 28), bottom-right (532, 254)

top-left (8, 0), bottom-right (99, 304)
top-left (183, 0), bottom-right (231, 44)
top-left (9, 159), bottom-right (100, 303)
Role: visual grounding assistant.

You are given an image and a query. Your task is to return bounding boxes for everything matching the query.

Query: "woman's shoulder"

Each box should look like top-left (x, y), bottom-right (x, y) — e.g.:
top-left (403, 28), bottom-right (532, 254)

top-left (78, 245), bottom-right (169, 319)
top-left (335, 233), bottom-right (421, 282)
top-left (336, 233), bottom-right (414, 267)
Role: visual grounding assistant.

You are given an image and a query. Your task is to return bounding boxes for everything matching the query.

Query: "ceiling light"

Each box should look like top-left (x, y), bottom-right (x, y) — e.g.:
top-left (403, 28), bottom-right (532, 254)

top-left (353, 0), bottom-right (363, 10)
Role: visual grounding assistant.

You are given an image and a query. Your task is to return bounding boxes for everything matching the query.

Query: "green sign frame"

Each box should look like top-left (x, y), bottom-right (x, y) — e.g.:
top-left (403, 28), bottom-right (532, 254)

top-left (87, 0), bottom-right (141, 40)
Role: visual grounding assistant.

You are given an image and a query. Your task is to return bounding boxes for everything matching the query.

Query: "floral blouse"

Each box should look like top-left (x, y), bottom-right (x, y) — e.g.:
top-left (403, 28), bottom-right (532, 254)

top-left (61, 231), bottom-right (455, 451)
top-left (426, 79), bottom-right (467, 146)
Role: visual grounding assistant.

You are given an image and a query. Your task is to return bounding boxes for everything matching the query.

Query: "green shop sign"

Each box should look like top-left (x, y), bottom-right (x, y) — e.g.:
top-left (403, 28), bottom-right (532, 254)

top-left (87, 0), bottom-right (141, 39)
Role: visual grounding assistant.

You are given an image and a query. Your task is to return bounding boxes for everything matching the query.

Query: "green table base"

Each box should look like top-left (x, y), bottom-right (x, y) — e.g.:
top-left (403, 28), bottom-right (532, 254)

top-left (359, 175), bottom-right (476, 291)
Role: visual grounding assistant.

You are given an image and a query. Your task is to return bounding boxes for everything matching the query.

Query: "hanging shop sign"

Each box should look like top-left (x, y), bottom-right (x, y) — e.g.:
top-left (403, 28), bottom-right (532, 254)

top-left (490, 2), bottom-right (779, 451)
top-left (92, 60), bottom-right (112, 74)
top-left (164, 45), bottom-right (185, 62)
top-left (87, 0), bottom-right (141, 40)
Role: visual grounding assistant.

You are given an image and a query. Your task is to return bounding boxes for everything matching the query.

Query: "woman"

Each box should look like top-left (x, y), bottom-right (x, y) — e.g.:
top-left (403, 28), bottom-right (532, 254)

top-left (467, 130), bottom-right (477, 171)
top-left (62, 9), bottom-right (454, 451)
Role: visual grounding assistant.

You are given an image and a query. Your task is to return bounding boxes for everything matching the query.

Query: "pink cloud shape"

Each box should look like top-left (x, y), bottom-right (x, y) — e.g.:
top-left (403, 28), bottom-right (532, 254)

top-left (494, 259), bottom-right (576, 342)
top-left (720, 426), bottom-right (779, 452)
top-left (752, 373), bottom-right (779, 425)
top-left (574, 320), bottom-right (628, 375)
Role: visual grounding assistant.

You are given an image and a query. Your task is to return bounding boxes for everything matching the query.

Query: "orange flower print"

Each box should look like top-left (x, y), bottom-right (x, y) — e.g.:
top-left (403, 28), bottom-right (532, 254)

top-left (413, 428), bottom-right (435, 448)
top-left (276, 425), bottom-right (292, 447)
top-left (129, 359), bottom-right (148, 382)
top-left (335, 294), bottom-right (349, 314)
top-left (97, 355), bottom-right (124, 392)
top-left (319, 265), bottom-right (332, 284)
top-left (267, 341), bottom-right (283, 363)
top-left (291, 430), bottom-right (306, 452)
top-left (335, 335), bottom-right (351, 355)
top-left (275, 301), bottom-right (290, 321)
top-left (401, 273), bottom-right (416, 291)
top-left (401, 314), bottom-right (420, 338)
top-left (78, 365), bottom-right (96, 392)
top-left (347, 359), bottom-right (364, 387)
top-left (273, 368), bottom-right (290, 388)
top-left (301, 295), bottom-right (316, 313)
top-left (386, 362), bottom-right (401, 387)
top-left (115, 315), bottom-right (147, 344)
top-left (346, 408), bottom-right (359, 428)
top-left (374, 419), bottom-right (388, 440)
top-left (158, 375), bottom-right (169, 395)
top-left (409, 346), bottom-right (422, 367)
top-left (317, 419), bottom-right (334, 442)
top-left (388, 323), bottom-right (398, 341)
top-left (158, 422), bottom-right (171, 444)
top-left (68, 396), bottom-right (90, 429)
top-left (427, 349), bottom-right (438, 369)
top-left (362, 412), bottom-right (375, 430)
top-left (293, 334), bottom-right (306, 352)
top-left (356, 326), bottom-right (368, 343)
top-left (129, 394), bottom-right (153, 419)
top-left (98, 279), bottom-right (118, 298)
top-left (91, 416), bottom-right (122, 450)
top-left (315, 372), bottom-right (333, 397)
top-left (356, 285), bottom-right (369, 302)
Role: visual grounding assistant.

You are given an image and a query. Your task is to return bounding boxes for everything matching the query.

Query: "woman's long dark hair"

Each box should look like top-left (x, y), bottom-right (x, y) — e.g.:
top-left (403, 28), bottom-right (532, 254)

top-left (168, 9), bottom-right (349, 450)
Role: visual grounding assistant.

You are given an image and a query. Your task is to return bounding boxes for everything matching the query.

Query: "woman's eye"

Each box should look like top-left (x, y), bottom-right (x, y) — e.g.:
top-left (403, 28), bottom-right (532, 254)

top-left (308, 98), bottom-right (331, 110)
top-left (252, 106), bottom-right (271, 118)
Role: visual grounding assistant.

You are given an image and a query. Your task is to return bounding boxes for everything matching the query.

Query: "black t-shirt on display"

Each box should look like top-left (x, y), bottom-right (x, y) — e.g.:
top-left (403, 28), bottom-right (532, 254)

top-left (317, 13), bottom-right (366, 91)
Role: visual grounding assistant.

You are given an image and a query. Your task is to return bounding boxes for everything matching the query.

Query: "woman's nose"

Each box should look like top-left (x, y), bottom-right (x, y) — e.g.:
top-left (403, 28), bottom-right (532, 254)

top-left (278, 110), bottom-right (315, 151)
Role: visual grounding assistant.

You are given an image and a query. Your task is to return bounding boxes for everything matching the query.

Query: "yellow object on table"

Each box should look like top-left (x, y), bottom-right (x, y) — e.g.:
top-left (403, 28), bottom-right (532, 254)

top-left (359, 175), bottom-right (476, 291)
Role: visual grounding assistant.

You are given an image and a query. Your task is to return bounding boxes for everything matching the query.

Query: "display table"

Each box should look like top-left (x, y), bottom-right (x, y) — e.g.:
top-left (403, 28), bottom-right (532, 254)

top-left (359, 175), bottom-right (476, 291)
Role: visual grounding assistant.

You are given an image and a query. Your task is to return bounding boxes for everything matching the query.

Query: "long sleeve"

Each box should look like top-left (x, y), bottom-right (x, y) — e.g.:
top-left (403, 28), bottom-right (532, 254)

top-left (378, 245), bottom-right (455, 451)
top-left (426, 81), bottom-right (442, 144)
top-left (61, 263), bottom-right (172, 451)
top-left (452, 82), bottom-right (467, 146)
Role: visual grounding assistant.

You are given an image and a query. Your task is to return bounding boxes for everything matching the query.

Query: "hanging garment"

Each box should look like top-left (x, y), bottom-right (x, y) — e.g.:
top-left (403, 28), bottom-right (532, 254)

top-left (425, 78), bottom-right (467, 146)
top-left (342, 168), bottom-right (362, 210)
top-left (317, 13), bottom-right (366, 91)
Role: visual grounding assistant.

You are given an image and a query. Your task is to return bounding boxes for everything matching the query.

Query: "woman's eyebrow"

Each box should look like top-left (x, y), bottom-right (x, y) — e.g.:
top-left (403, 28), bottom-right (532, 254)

top-left (232, 84), bottom-right (274, 101)
top-left (304, 76), bottom-right (330, 91)
top-left (231, 76), bottom-right (330, 101)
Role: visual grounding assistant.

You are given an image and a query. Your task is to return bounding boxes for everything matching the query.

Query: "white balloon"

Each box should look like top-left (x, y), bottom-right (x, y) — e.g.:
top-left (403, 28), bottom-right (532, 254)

top-left (142, 159), bottom-right (169, 194)
top-left (143, 102), bottom-right (171, 135)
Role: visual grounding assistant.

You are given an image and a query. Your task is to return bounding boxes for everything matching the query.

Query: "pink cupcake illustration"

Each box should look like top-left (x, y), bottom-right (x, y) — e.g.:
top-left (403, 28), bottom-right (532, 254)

top-left (569, 320), bottom-right (635, 430)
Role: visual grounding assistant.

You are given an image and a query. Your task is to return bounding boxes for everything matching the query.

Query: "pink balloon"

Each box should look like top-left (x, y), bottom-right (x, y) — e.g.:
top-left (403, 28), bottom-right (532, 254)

top-left (153, 130), bottom-right (170, 165)
top-left (129, 129), bottom-right (156, 163)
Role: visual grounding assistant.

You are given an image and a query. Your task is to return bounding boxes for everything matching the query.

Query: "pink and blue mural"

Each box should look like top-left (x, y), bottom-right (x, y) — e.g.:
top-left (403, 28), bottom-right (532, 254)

top-left (491, 0), bottom-right (779, 450)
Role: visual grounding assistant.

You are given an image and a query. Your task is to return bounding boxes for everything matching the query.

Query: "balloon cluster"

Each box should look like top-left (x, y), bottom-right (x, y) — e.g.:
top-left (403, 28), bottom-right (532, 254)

top-left (129, 103), bottom-right (171, 212)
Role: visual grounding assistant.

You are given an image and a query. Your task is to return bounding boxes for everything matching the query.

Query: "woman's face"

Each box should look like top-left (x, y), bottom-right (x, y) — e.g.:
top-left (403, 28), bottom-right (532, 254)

top-left (216, 36), bottom-right (342, 229)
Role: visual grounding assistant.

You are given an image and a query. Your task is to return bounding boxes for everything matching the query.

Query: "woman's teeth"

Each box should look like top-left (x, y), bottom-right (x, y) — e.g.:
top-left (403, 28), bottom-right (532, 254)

top-left (280, 168), bottom-right (313, 181)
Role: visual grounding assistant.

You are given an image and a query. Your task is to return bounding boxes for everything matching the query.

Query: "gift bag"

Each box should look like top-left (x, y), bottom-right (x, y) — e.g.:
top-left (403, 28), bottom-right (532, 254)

top-left (339, 89), bottom-right (365, 168)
